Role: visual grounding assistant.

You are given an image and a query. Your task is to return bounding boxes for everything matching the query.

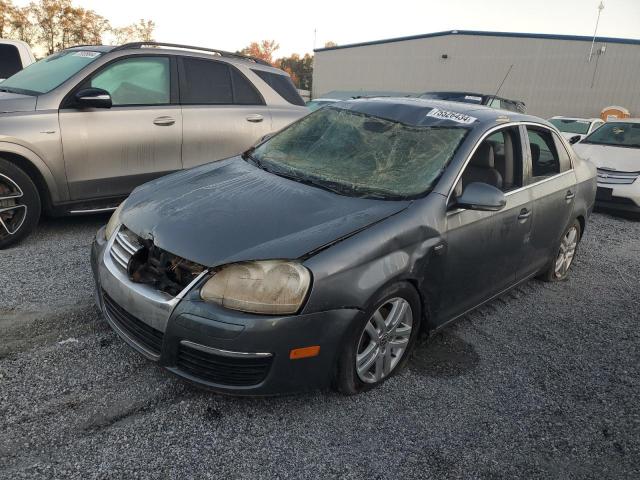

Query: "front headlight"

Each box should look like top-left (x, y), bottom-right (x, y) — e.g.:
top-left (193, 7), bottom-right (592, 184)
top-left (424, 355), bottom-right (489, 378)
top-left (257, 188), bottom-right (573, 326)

top-left (200, 260), bottom-right (311, 315)
top-left (104, 203), bottom-right (124, 240)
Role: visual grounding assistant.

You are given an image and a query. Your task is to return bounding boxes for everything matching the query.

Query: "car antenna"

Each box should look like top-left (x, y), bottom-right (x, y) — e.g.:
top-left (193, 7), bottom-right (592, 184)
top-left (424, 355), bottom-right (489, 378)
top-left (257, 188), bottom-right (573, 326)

top-left (492, 64), bottom-right (513, 103)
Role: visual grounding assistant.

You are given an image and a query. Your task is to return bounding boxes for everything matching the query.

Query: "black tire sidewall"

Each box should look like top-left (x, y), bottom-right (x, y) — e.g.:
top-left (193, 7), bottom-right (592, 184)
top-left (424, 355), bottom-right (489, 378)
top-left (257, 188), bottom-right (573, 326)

top-left (336, 282), bottom-right (422, 395)
top-left (0, 158), bottom-right (41, 249)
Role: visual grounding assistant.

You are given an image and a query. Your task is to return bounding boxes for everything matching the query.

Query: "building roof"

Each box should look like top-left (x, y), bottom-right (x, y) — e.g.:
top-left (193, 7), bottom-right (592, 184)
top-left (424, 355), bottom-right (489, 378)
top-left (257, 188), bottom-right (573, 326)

top-left (314, 29), bottom-right (640, 52)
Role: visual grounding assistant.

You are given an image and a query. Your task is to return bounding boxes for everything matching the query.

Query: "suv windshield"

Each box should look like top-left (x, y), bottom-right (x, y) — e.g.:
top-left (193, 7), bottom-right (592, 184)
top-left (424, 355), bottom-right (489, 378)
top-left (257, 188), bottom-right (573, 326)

top-left (550, 119), bottom-right (590, 135)
top-left (0, 50), bottom-right (102, 95)
top-left (250, 107), bottom-right (468, 199)
top-left (581, 122), bottom-right (640, 148)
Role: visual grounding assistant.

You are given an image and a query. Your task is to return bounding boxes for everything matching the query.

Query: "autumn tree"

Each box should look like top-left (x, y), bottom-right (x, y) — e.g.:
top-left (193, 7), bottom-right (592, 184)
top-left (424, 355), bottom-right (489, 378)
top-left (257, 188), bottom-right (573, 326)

top-left (112, 19), bottom-right (155, 44)
top-left (0, 0), bottom-right (14, 38)
top-left (324, 41), bottom-right (338, 48)
top-left (276, 53), bottom-right (313, 90)
top-left (237, 40), bottom-right (280, 65)
top-left (10, 4), bottom-right (38, 44)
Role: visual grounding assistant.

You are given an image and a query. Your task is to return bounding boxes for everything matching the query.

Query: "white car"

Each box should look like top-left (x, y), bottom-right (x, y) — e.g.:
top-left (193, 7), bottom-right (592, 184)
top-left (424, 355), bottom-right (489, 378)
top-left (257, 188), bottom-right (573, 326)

top-left (0, 39), bottom-right (35, 81)
top-left (549, 117), bottom-right (604, 143)
top-left (572, 119), bottom-right (640, 214)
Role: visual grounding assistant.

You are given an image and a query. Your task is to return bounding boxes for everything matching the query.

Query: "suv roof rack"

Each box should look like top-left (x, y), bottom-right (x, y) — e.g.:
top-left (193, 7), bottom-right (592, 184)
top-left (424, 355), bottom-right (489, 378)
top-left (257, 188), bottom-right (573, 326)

top-left (111, 42), bottom-right (272, 66)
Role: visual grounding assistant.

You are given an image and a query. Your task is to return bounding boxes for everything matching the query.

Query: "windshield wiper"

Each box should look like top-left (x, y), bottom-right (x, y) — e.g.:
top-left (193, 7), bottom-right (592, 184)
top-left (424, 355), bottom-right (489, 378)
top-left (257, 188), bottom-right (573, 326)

top-left (242, 147), bottom-right (267, 170)
top-left (269, 168), bottom-right (394, 199)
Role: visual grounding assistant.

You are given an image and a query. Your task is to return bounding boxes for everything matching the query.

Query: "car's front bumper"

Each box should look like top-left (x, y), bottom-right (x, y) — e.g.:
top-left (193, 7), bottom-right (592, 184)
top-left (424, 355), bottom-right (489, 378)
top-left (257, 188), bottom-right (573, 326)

top-left (91, 227), bottom-right (360, 395)
top-left (595, 182), bottom-right (640, 213)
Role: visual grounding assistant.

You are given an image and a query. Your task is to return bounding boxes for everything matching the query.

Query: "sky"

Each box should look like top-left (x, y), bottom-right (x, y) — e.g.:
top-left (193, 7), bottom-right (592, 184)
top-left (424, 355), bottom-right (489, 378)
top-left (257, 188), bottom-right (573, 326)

top-left (13, 0), bottom-right (640, 57)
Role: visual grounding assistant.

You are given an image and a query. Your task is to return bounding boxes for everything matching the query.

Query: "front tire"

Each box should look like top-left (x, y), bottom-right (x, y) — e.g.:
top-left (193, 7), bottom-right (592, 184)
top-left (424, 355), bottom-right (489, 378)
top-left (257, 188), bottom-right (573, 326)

top-left (539, 219), bottom-right (581, 282)
top-left (335, 282), bottom-right (422, 395)
top-left (0, 158), bottom-right (41, 249)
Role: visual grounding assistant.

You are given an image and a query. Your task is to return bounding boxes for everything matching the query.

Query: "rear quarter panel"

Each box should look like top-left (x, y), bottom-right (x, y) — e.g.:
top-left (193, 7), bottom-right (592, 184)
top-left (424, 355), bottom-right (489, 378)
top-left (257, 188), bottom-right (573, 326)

top-left (573, 153), bottom-right (597, 227)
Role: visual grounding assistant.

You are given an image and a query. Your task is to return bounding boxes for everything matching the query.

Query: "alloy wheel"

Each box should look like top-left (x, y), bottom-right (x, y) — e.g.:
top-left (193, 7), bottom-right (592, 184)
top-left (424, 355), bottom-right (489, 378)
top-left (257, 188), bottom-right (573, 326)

top-left (356, 297), bottom-right (413, 384)
top-left (554, 225), bottom-right (578, 278)
top-left (0, 173), bottom-right (27, 239)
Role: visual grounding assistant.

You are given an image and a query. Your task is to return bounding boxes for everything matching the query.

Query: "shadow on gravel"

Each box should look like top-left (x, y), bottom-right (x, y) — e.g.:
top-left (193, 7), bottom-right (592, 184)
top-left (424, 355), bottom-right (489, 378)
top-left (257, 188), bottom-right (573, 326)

top-left (410, 329), bottom-right (480, 378)
top-left (593, 207), bottom-right (640, 222)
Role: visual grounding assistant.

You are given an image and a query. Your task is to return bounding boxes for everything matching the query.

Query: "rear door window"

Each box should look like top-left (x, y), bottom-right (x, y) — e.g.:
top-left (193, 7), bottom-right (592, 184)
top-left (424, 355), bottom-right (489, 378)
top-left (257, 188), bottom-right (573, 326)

top-left (90, 56), bottom-right (170, 106)
top-left (0, 44), bottom-right (22, 79)
top-left (552, 133), bottom-right (572, 172)
top-left (251, 69), bottom-right (305, 106)
top-left (230, 67), bottom-right (264, 105)
top-left (180, 57), bottom-right (233, 104)
top-left (526, 128), bottom-right (561, 181)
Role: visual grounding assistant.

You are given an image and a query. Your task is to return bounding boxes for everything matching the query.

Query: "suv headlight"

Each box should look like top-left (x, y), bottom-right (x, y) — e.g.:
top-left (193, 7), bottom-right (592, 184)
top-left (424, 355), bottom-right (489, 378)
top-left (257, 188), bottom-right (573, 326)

top-left (200, 260), bottom-right (311, 315)
top-left (104, 203), bottom-right (124, 240)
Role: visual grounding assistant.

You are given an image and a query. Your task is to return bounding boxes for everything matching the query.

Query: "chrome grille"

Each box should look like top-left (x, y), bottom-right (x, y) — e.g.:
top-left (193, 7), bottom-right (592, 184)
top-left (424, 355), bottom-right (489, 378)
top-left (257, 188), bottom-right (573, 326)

top-left (109, 226), bottom-right (142, 272)
top-left (597, 168), bottom-right (638, 185)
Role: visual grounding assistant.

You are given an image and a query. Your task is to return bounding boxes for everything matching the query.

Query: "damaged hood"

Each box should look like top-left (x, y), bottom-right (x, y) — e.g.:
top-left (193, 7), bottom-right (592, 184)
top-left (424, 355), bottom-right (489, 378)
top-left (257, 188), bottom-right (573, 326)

top-left (121, 157), bottom-right (411, 267)
top-left (573, 143), bottom-right (640, 172)
top-left (0, 91), bottom-right (37, 113)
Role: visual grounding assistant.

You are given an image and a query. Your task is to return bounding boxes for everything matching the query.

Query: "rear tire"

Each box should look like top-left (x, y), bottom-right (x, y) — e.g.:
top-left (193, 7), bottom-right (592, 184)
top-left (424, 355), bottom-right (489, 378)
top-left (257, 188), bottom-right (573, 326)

top-left (0, 158), bottom-right (41, 249)
top-left (539, 219), bottom-right (581, 282)
top-left (335, 282), bottom-right (421, 395)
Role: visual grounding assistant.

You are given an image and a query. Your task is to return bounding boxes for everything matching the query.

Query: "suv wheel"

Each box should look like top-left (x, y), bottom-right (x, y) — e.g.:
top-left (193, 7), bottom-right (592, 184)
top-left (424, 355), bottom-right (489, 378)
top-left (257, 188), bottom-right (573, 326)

top-left (335, 283), bottom-right (421, 394)
top-left (0, 158), bottom-right (41, 249)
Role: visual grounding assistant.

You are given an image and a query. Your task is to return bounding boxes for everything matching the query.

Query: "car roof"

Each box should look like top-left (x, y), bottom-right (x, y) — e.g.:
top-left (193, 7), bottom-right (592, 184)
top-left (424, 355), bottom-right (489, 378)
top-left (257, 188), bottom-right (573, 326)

top-left (608, 118), bottom-right (640, 124)
top-left (0, 38), bottom-right (32, 48)
top-left (332, 97), bottom-right (540, 128)
top-left (65, 45), bottom-right (115, 53)
top-left (420, 91), bottom-right (522, 103)
top-left (63, 43), bottom-right (282, 71)
top-left (550, 116), bottom-right (602, 122)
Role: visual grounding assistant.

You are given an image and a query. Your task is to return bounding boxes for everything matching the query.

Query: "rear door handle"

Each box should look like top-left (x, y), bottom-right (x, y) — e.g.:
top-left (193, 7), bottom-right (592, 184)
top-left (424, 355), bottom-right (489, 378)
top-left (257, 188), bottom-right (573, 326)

top-left (518, 208), bottom-right (531, 221)
top-left (565, 190), bottom-right (575, 201)
top-left (153, 116), bottom-right (175, 126)
top-left (246, 114), bottom-right (264, 123)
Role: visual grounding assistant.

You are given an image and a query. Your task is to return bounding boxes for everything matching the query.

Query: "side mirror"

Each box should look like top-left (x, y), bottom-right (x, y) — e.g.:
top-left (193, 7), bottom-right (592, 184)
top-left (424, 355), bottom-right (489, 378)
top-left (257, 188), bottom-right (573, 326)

top-left (569, 135), bottom-right (581, 145)
top-left (456, 182), bottom-right (506, 212)
top-left (74, 88), bottom-right (112, 109)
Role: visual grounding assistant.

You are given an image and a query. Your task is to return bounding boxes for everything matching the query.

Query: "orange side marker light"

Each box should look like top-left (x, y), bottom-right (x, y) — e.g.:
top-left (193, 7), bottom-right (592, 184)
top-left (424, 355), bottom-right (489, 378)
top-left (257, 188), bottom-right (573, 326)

top-left (289, 345), bottom-right (320, 360)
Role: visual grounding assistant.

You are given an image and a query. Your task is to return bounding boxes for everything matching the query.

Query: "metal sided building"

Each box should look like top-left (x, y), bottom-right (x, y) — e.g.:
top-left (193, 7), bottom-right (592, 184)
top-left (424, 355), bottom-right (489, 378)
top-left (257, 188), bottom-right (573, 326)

top-left (312, 30), bottom-right (640, 118)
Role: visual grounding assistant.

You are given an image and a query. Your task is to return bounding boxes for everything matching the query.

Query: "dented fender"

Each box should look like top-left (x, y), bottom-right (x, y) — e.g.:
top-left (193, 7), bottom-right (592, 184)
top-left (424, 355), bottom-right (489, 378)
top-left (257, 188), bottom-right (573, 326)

top-left (302, 196), bottom-right (446, 323)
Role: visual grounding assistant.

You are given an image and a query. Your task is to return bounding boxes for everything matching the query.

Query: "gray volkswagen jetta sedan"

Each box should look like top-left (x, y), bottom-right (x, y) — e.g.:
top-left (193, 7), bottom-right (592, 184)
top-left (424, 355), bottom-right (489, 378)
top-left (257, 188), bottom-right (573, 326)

top-left (91, 98), bottom-right (596, 395)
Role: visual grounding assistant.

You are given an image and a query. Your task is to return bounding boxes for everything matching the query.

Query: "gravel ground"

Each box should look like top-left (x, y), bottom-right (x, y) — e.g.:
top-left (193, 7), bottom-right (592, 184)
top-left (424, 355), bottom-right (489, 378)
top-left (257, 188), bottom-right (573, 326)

top-left (1, 212), bottom-right (639, 479)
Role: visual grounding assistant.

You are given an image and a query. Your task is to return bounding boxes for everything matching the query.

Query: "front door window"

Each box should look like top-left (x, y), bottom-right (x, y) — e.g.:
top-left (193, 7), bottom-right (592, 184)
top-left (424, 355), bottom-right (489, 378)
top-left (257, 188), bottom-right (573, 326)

top-left (90, 57), bottom-right (170, 106)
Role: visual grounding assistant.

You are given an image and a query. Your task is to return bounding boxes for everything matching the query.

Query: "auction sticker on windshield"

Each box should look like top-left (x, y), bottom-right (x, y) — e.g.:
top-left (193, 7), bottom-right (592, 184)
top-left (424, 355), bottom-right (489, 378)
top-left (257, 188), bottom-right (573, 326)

top-left (426, 108), bottom-right (477, 124)
top-left (73, 51), bottom-right (101, 58)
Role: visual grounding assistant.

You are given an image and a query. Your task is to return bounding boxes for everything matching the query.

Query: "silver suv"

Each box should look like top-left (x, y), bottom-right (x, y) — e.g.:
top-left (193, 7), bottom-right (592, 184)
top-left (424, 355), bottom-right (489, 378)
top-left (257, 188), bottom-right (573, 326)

top-left (0, 42), bottom-right (307, 248)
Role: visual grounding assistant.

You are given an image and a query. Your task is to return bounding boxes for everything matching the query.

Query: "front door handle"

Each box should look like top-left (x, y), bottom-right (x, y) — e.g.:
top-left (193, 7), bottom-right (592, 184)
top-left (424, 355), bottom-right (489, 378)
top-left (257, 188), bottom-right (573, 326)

top-left (246, 114), bottom-right (264, 123)
top-left (153, 116), bottom-right (175, 126)
top-left (565, 190), bottom-right (576, 201)
top-left (518, 208), bottom-right (531, 221)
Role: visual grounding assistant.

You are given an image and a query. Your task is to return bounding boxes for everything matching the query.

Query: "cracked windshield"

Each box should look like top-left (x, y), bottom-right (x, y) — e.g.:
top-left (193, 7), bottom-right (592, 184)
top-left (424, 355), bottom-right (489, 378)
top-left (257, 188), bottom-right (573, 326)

top-left (251, 107), bottom-right (468, 198)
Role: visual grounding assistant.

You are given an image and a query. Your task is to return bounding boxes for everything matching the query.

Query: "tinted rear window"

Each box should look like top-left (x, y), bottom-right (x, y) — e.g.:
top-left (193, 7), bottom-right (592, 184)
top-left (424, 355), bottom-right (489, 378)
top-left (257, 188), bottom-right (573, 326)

top-left (0, 44), bottom-right (23, 79)
top-left (180, 57), bottom-right (233, 104)
top-left (230, 67), bottom-right (263, 105)
top-left (251, 69), bottom-right (305, 106)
